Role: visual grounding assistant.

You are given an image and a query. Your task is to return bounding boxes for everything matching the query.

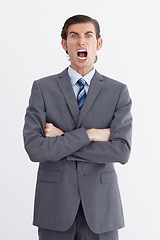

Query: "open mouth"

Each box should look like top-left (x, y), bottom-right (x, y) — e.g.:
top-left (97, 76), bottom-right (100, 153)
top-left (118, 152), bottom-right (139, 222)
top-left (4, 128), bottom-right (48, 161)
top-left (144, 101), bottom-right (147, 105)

top-left (77, 49), bottom-right (87, 59)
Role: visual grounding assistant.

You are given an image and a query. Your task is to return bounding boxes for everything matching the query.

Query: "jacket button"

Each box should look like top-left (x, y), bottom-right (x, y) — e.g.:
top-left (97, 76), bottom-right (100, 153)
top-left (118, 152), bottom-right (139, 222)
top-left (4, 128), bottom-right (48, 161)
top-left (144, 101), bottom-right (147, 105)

top-left (79, 173), bottom-right (83, 176)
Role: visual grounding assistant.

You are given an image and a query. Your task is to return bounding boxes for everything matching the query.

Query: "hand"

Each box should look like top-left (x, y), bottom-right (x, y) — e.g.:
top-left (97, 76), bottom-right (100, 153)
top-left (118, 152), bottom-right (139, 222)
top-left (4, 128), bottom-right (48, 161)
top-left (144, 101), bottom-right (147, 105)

top-left (86, 128), bottom-right (110, 142)
top-left (45, 123), bottom-right (64, 137)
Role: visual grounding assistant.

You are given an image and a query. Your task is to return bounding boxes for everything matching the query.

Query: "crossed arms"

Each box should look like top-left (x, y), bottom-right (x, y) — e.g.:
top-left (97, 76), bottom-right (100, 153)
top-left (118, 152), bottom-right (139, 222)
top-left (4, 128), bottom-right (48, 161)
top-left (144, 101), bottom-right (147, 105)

top-left (45, 123), bottom-right (111, 142)
top-left (23, 80), bottom-right (132, 165)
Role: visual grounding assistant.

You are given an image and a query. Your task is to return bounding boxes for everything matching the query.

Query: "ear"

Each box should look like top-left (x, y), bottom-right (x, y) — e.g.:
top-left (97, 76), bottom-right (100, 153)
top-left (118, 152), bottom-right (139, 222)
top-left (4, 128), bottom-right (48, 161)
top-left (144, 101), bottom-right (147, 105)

top-left (97, 37), bottom-right (103, 51)
top-left (61, 39), bottom-right (68, 51)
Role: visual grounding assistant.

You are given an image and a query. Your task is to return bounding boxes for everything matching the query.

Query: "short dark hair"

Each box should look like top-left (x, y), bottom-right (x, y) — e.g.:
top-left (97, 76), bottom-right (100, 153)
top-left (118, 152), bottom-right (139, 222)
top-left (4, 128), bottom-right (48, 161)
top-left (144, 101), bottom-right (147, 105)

top-left (61, 14), bottom-right (101, 40)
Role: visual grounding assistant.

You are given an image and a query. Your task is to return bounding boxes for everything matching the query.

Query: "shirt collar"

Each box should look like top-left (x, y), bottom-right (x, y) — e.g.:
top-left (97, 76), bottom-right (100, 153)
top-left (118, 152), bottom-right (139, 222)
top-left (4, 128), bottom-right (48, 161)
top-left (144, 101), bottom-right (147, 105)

top-left (68, 66), bottom-right (95, 86)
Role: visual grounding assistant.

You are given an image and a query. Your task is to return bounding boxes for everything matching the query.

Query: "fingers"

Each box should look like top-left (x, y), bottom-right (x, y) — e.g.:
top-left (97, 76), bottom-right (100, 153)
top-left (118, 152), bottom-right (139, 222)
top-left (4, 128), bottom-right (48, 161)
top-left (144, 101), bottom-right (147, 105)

top-left (45, 123), bottom-right (64, 137)
top-left (45, 123), bottom-right (53, 128)
top-left (45, 123), bottom-right (53, 137)
top-left (105, 129), bottom-right (110, 141)
top-left (45, 126), bottom-right (50, 137)
top-left (101, 129), bottom-right (110, 141)
top-left (105, 128), bottom-right (110, 132)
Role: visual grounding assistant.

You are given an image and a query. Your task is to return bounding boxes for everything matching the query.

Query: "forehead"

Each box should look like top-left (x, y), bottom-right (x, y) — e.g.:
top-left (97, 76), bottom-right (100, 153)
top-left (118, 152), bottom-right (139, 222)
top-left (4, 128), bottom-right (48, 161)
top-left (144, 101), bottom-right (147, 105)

top-left (67, 22), bottom-right (96, 35)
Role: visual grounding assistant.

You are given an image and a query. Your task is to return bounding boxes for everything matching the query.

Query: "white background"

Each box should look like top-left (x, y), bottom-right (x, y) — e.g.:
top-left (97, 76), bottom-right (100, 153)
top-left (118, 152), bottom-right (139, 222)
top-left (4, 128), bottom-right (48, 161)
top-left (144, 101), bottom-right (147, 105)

top-left (0, 0), bottom-right (160, 239)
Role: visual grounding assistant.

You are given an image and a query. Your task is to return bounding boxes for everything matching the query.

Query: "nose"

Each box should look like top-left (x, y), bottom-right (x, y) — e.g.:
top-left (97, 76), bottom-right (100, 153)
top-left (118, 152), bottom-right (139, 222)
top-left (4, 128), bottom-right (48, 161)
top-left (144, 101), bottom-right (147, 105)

top-left (78, 37), bottom-right (86, 47)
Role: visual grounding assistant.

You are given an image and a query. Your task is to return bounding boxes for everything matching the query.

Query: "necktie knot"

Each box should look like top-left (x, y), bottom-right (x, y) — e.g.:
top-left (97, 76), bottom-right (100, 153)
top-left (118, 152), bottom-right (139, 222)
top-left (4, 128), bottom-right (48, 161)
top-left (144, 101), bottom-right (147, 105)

top-left (77, 78), bottom-right (86, 87)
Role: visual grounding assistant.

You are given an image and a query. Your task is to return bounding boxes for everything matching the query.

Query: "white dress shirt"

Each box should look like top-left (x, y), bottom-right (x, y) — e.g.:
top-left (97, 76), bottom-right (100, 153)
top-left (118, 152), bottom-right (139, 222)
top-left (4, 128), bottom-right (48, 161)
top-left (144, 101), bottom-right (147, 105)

top-left (68, 66), bottom-right (95, 98)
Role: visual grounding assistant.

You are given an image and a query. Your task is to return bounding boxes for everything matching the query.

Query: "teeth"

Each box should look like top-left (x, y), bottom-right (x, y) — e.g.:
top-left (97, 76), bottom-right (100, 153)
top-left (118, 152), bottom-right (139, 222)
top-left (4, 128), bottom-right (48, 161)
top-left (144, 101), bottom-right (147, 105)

top-left (78, 57), bottom-right (87, 59)
top-left (78, 49), bottom-right (87, 52)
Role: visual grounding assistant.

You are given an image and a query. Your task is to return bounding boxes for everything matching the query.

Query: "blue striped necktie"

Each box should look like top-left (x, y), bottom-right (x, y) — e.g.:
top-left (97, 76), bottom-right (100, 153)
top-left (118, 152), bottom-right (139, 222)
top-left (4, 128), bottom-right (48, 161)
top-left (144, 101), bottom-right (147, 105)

top-left (77, 78), bottom-right (86, 110)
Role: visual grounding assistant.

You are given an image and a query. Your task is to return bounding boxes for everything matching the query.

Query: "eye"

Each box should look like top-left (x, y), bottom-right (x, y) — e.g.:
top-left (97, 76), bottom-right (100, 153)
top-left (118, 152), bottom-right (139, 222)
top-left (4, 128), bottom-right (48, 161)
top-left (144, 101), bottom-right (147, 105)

top-left (72, 35), bottom-right (77, 39)
top-left (86, 34), bottom-right (92, 38)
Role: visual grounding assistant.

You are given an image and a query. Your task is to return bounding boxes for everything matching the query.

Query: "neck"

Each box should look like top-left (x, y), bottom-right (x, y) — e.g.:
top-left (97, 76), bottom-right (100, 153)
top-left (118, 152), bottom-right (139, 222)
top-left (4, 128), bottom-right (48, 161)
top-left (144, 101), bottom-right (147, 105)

top-left (70, 64), bottom-right (94, 76)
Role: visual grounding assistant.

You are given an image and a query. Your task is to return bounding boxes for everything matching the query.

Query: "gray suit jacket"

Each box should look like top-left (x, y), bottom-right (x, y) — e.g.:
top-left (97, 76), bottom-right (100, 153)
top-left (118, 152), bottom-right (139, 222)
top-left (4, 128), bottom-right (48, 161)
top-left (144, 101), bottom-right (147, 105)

top-left (23, 68), bottom-right (132, 234)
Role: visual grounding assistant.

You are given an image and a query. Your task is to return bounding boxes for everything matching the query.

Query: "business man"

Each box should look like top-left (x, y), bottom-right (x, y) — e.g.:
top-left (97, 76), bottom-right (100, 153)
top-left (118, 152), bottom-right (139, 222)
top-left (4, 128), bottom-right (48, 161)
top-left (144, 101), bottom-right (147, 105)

top-left (23, 15), bottom-right (132, 240)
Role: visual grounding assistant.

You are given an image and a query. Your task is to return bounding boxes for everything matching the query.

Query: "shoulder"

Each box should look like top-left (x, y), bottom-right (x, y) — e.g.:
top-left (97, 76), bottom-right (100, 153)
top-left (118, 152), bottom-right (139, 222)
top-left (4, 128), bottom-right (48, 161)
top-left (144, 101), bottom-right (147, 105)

top-left (96, 71), bottom-right (125, 88)
top-left (95, 71), bottom-right (131, 102)
top-left (95, 71), bottom-right (129, 95)
top-left (34, 73), bottom-right (60, 87)
top-left (34, 68), bottom-right (68, 87)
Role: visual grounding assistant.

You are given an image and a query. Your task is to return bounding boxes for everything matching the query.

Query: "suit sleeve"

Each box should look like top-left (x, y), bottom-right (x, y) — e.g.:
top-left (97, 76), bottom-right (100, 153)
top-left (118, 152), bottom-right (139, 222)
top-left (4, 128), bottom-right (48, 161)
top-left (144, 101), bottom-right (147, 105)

top-left (67, 84), bottom-right (132, 164)
top-left (23, 81), bottom-right (90, 163)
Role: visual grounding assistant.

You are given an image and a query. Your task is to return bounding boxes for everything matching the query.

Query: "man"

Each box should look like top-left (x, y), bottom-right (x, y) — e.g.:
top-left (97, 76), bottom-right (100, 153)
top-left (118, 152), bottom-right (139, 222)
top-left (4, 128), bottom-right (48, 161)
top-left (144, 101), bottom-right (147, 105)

top-left (23, 15), bottom-right (132, 240)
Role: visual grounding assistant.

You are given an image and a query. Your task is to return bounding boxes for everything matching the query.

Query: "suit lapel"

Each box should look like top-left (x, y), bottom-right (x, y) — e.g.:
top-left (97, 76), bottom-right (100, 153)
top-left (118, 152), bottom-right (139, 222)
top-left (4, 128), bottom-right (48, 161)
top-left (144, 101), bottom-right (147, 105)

top-left (57, 68), bottom-right (104, 128)
top-left (57, 68), bottom-right (79, 125)
top-left (77, 70), bottom-right (104, 128)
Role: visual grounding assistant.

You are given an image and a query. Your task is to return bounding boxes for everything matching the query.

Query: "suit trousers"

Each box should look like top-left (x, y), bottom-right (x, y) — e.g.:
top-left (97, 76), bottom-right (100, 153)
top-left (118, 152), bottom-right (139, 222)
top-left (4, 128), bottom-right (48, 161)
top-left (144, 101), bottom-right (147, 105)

top-left (38, 202), bottom-right (119, 240)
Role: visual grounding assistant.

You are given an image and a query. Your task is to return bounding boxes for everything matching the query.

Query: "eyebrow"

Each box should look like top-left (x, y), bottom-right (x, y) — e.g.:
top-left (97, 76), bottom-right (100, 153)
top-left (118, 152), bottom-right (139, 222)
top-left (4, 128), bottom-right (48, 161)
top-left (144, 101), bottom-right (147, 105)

top-left (69, 31), bottom-right (94, 35)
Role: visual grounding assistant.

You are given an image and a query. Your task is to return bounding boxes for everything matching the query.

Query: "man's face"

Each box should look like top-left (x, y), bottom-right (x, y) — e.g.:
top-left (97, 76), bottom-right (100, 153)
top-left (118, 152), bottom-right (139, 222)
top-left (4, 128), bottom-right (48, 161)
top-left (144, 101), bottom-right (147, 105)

top-left (61, 22), bottom-right (103, 75)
